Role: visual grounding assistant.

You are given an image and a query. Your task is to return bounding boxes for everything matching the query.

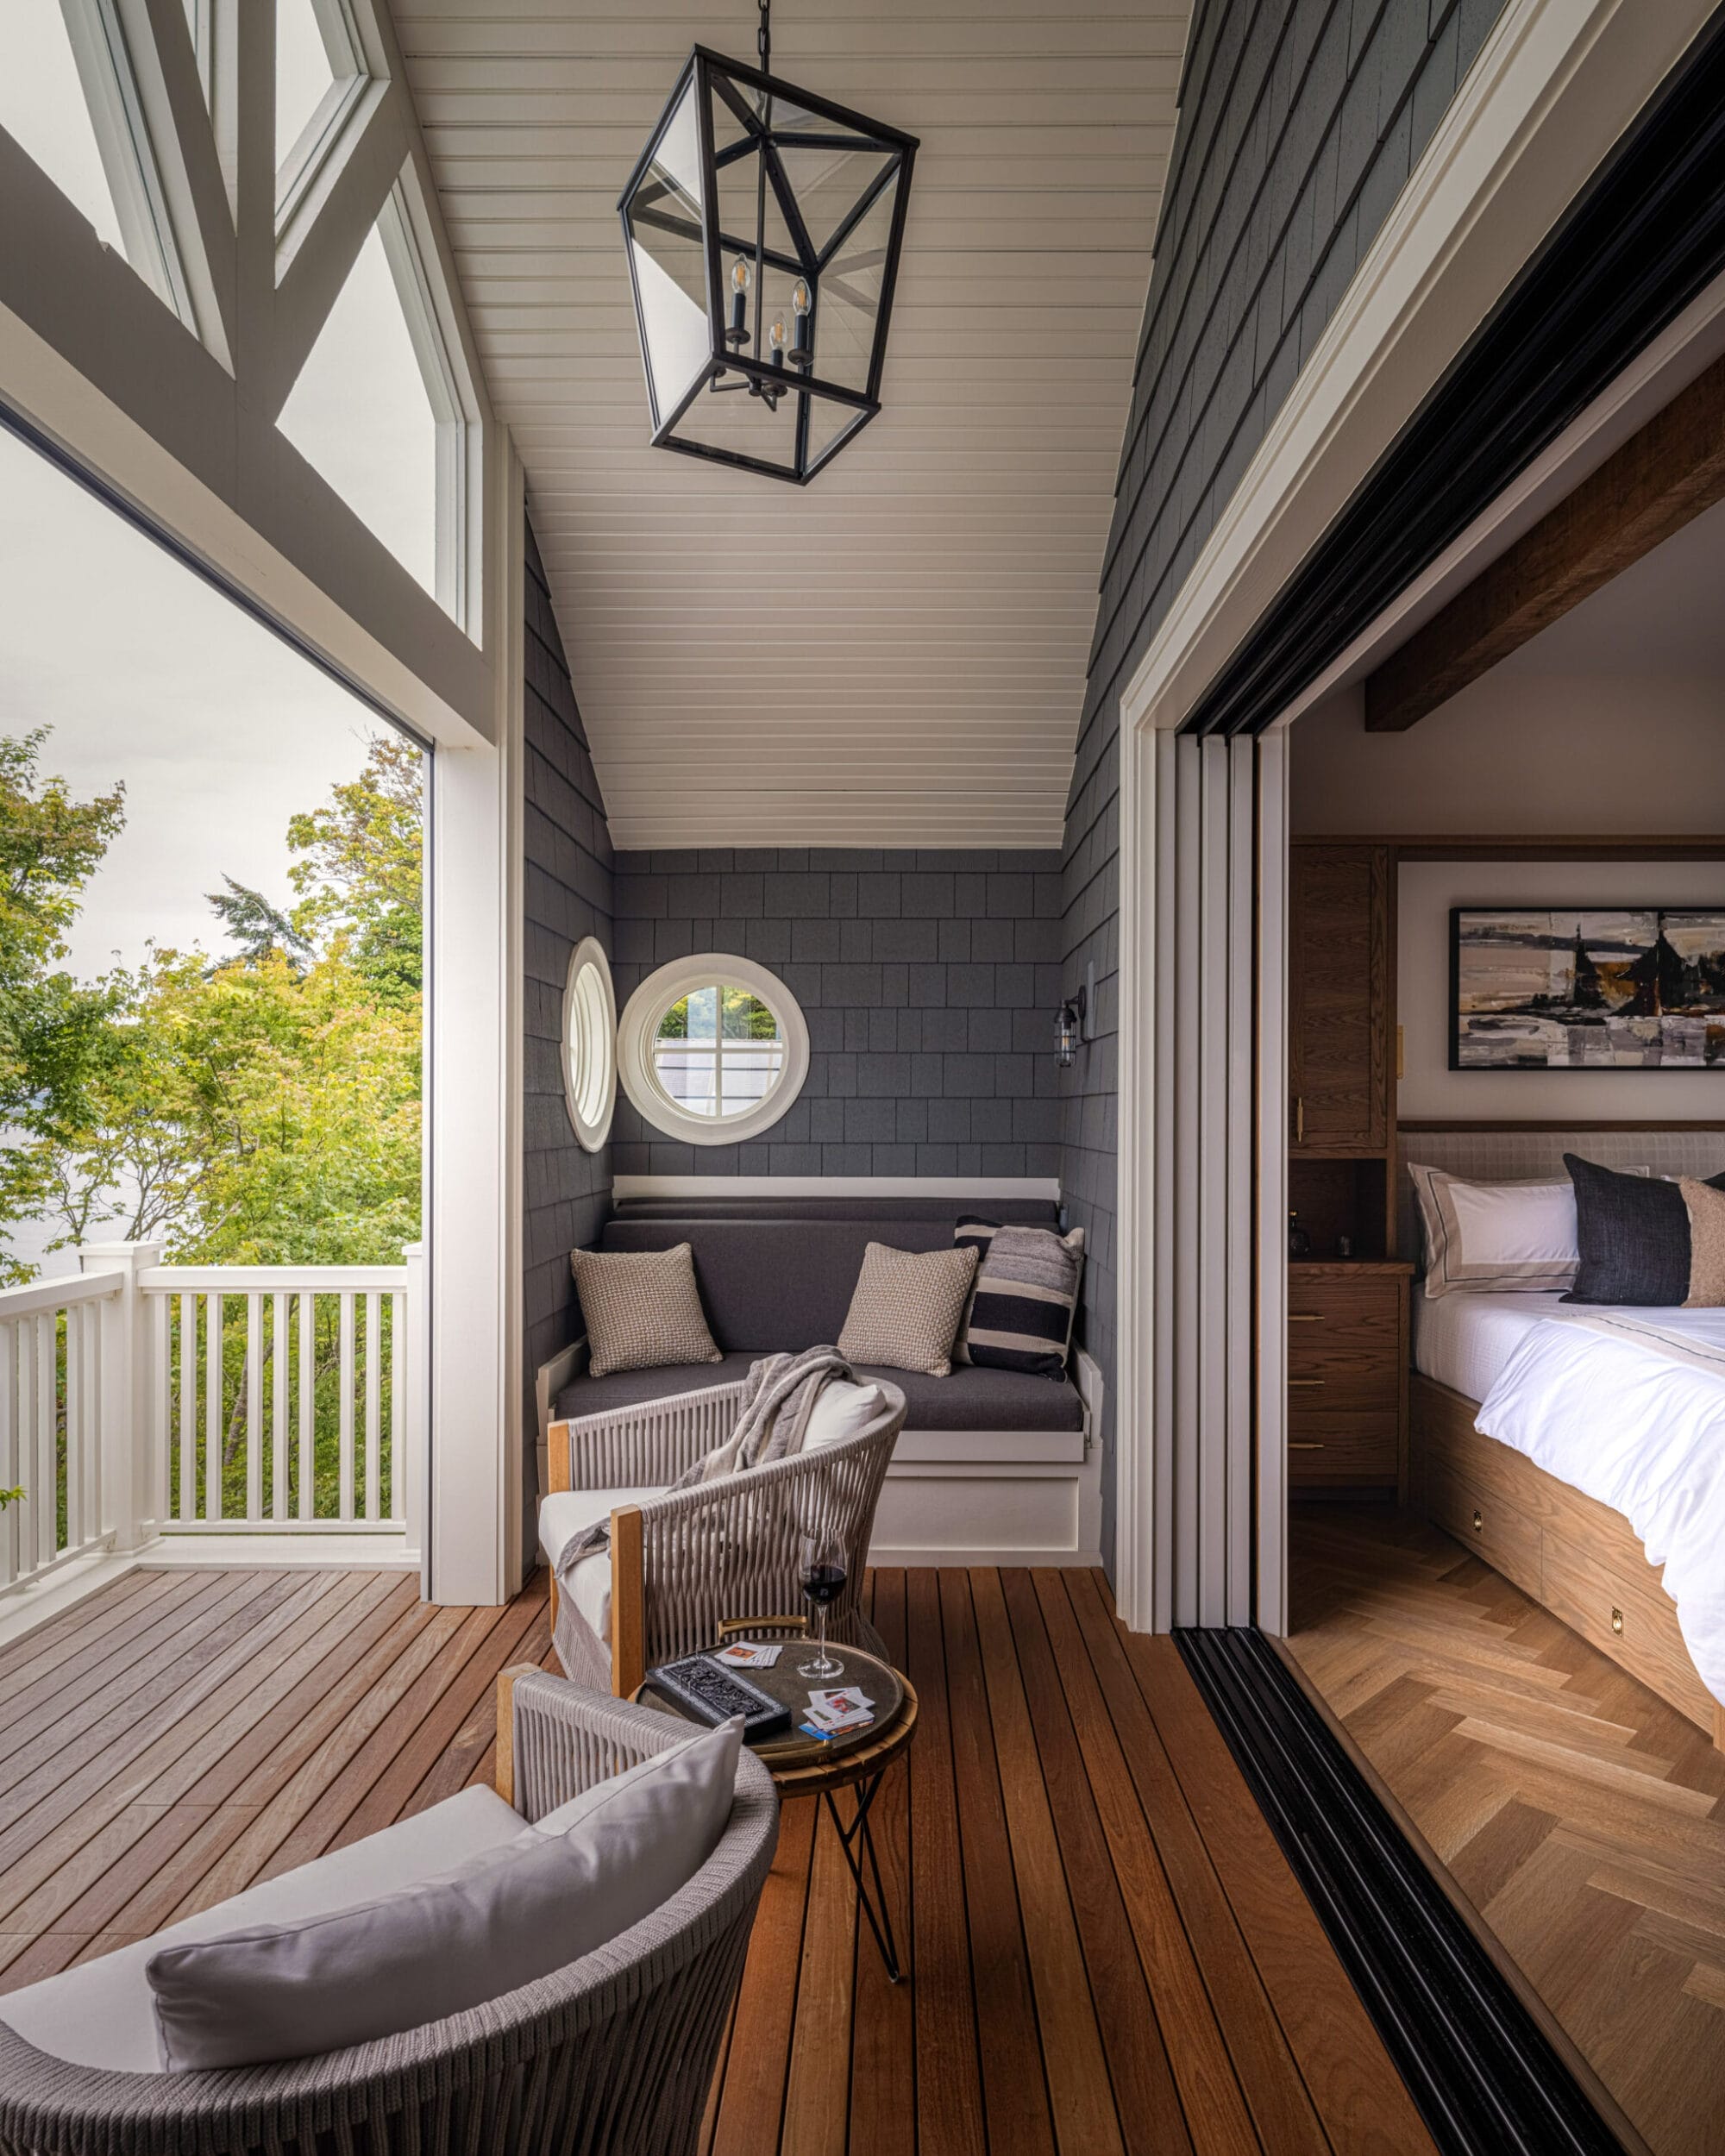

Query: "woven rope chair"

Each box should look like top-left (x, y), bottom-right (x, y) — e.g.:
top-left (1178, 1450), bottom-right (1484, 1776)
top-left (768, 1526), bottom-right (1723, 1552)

top-left (0, 1677), bottom-right (777, 2156)
top-left (547, 1377), bottom-right (907, 1695)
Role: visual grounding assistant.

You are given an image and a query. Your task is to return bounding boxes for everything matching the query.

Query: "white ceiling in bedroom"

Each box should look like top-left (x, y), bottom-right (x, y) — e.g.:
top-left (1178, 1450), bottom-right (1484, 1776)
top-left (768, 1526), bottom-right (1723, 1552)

top-left (395, 0), bottom-right (1189, 848)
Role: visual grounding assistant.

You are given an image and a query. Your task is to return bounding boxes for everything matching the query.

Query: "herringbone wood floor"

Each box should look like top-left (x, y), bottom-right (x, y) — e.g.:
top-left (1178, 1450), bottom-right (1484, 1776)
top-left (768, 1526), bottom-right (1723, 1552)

top-left (1289, 1506), bottom-right (1725, 2156)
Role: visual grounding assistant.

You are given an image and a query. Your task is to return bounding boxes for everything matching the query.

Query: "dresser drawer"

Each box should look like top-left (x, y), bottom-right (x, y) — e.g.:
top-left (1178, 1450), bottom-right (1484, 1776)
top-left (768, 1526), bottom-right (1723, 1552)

top-left (1541, 1539), bottom-right (1713, 1727)
top-left (1288, 1278), bottom-right (1404, 1347)
top-left (1288, 1408), bottom-right (1399, 1488)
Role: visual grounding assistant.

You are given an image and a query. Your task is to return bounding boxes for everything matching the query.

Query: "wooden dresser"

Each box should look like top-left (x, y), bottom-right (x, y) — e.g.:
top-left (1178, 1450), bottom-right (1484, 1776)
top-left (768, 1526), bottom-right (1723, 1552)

top-left (1288, 1262), bottom-right (1413, 1497)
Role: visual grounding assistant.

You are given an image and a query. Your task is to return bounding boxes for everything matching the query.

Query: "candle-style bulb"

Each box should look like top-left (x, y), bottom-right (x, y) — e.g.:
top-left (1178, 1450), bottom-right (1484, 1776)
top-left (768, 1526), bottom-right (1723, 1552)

top-left (790, 277), bottom-right (813, 367)
top-left (792, 278), bottom-right (811, 316)
top-left (727, 256), bottom-right (751, 347)
top-left (769, 317), bottom-right (787, 350)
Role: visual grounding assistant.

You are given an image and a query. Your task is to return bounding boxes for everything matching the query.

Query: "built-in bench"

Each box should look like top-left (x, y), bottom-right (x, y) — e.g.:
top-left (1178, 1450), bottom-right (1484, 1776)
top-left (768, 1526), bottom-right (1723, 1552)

top-left (537, 1199), bottom-right (1101, 1567)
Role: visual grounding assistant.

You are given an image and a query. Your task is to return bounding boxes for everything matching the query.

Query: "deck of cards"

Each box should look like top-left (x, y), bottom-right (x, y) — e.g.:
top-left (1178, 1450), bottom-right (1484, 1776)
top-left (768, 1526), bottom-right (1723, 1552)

top-left (712, 1640), bottom-right (783, 1670)
top-left (800, 1685), bottom-right (875, 1740)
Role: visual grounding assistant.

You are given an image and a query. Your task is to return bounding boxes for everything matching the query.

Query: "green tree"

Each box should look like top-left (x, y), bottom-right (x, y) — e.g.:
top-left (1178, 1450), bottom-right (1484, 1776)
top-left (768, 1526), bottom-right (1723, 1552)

top-left (0, 733), bottom-right (127, 1281)
top-left (287, 731), bottom-right (423, 1001)
top-left (206, 875), bottom-right (310, 974)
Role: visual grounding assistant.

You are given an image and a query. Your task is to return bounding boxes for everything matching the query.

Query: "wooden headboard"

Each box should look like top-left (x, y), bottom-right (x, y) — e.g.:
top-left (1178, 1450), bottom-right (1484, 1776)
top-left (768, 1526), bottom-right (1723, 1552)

top-left (1395, 1124), bottom-right (1725, 1260)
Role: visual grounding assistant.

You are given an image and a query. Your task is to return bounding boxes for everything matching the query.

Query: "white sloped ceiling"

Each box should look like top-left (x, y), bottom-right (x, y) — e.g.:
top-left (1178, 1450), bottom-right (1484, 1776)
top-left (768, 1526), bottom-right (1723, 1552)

top-left (398, 0), bottom-right (1188, 846)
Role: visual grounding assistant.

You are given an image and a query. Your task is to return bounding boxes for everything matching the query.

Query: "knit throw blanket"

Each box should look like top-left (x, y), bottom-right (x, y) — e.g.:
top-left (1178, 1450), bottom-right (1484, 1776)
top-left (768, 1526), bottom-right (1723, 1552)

top-left (552, 1346), bottom-right (856, 1670)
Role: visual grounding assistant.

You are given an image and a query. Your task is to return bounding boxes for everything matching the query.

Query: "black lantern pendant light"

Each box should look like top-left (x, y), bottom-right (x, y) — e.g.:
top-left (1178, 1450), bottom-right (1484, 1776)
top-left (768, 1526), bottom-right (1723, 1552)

top-left (618, 0), bottom-right (918, 484)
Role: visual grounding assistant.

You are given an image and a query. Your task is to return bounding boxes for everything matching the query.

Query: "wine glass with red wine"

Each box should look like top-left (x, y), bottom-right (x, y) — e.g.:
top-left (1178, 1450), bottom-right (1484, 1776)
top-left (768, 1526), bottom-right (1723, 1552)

top-left (798, 1530), bottom-right (846, 1680)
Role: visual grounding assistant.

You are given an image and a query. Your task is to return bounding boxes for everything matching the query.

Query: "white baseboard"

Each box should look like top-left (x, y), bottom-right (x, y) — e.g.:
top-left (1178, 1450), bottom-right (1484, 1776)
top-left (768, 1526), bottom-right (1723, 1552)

top-left (142, 1532), bottom-right (420, 1571)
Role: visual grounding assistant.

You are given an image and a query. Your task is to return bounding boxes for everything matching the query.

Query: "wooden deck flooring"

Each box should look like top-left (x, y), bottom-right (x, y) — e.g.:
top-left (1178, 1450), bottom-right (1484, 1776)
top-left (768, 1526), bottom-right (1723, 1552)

top-left (0, 1561), bottom-right (1433, 2155)
top-left (1289, 1505), bottom-right (1725, 2156)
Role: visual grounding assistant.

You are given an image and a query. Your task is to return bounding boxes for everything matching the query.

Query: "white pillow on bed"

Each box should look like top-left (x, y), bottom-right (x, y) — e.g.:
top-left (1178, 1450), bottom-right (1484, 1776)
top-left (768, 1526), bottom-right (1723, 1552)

top-left (1409, 1166), bottom-right (1582, 1299)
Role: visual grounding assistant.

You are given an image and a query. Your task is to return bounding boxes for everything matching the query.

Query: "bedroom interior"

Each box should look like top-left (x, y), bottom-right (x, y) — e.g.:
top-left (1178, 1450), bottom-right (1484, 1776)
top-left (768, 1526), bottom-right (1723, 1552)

top-left (1280, 395), bottom-right (1725, 2153)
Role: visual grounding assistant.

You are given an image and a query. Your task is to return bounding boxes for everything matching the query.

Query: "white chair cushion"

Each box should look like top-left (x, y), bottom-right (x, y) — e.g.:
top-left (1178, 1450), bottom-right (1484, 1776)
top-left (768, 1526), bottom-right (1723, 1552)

top-left (804, 1380), bottom-right (884, 1448)
top-left (0, 1784), bottom-right (525, 2074)
top-left (538, 1485), bottom-right (662, 1644)
top-left (144, 1720), bottom-right (742, 2072)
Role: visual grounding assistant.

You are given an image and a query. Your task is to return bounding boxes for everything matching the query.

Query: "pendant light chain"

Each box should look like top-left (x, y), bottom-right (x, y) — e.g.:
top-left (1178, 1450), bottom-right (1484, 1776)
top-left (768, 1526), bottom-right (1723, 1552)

top-left (757, 0), bottom-right (771, 72)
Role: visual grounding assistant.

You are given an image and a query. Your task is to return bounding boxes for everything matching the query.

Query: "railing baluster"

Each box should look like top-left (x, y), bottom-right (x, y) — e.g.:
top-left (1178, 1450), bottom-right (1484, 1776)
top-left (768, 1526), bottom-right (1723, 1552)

top-left (0, 1320), bottom-right (16, 1590)
top-left (178, 1293), bottom-right (196, 1523)
top-left (298, 1293), bottom-right (314, 1520)
top-left (271, 1291), bottom-right (288, 1522)
top-left (338, 1292), bottom-right (355, 1521)
top-left (364, 1289), bottom-right (381, 1522)
top-left (390, 1288), bottom-right (404, 1529)
top-left (64, 1305), bottom-right (81, 1553)
top-left (245, 1293), bottom-right (263, 1522)
top-left (34, 1313), bottom-right (54, 1566)
top-left (204, 1291), bottom-right (223, 1522)
top-left (147, 1288), bottom-right (166, 1530)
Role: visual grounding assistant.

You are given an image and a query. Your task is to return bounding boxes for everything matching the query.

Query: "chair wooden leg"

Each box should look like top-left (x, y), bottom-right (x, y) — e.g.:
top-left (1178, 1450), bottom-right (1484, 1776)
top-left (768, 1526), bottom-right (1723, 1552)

top-left (612, 1503), bottom-right (646, 1699)
top-left (495, 1664), bottom-right (538, 1811)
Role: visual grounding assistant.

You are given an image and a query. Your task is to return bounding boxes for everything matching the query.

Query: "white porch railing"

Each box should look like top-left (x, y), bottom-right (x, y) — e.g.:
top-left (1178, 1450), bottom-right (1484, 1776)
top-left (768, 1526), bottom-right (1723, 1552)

top-left (0, 1241), bottom-right (426, 1601)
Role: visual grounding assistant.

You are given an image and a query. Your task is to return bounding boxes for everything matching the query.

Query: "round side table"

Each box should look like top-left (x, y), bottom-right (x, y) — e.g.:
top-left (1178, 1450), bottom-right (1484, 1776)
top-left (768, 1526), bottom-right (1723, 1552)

top-left (637, 1633), bottom-right (918, 1980)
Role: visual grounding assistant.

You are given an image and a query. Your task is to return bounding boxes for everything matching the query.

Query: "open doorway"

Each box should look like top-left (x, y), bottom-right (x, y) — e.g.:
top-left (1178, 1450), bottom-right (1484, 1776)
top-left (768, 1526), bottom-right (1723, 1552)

top-left (1276, 384), bottom-right (1725, 2154)
top-left (0, 415), bottom-right (428, 1583)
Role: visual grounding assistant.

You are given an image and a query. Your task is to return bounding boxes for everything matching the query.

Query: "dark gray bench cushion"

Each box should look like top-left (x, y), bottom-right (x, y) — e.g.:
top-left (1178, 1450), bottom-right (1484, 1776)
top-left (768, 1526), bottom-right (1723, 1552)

top-left (555, 1208), bottom-right (1082, 1436)
top-left (555, 1354), bottom-right (1082, 1434)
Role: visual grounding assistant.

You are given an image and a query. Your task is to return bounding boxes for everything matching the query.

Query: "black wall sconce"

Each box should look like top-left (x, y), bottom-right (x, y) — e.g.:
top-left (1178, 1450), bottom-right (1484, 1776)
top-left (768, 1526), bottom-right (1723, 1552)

top-left (1056, 985), bottom-right (1088, 1069)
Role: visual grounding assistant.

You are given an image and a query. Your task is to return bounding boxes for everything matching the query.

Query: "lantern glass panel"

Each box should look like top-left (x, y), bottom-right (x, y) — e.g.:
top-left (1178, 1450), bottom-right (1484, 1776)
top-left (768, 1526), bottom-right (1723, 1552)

top-left (816, 172), bottom-right (900, 394)
top-left (624, 78), bottom-right (711, 427)
top-left (776, 141), bottom-right (894, 257)
top-left (804, 394), bottom-right (870, 473)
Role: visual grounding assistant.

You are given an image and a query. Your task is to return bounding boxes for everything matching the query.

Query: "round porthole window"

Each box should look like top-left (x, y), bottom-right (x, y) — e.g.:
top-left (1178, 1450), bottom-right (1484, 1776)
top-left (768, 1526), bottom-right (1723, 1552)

top-left (561, 937), bottom-right (618, 1152)
top-left (618, 954), bottom-right (809, 1145)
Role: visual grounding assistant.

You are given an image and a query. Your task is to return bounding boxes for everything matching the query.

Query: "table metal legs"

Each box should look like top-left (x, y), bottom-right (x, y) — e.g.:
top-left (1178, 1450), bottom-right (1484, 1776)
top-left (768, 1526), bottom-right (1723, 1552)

top-left (822, 1771), bottom-right (905, 1983)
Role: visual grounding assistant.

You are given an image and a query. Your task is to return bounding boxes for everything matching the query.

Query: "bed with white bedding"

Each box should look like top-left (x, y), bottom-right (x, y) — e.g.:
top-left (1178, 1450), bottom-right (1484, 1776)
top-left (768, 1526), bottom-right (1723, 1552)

top-left (1400, 1126), bottom-right (1725, 1748)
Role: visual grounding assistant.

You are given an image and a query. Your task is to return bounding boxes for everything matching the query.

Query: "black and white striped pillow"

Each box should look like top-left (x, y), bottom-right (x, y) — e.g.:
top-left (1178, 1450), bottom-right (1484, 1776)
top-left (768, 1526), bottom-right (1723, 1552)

top-left (953, 1217), bottom-right (1084, 1378)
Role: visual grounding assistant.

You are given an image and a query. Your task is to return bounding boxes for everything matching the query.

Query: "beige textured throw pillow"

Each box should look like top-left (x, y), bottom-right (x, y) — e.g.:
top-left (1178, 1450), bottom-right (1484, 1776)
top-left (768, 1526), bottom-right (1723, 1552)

top-left (1680, 1178), bottom-right (1725, 1307)
top-left (838, 1242), bottom-right (978, 1377)
top-left (570, 1244), bottom-right (723, 1378)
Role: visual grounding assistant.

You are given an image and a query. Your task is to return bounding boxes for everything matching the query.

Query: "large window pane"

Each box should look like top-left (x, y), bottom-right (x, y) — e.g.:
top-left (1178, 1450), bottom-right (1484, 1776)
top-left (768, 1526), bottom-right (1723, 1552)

top-left (278, 208), bottom-right (440, 599)
top-left (277, 0), bottom-right (338, 172)
top-left (0, 3), bottom-right (128, 253)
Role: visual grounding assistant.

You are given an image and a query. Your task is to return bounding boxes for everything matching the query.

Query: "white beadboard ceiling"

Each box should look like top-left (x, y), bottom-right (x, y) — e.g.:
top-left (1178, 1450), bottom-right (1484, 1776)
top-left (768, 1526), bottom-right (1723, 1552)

top-left (397, 1), bottom-right (1188, 847)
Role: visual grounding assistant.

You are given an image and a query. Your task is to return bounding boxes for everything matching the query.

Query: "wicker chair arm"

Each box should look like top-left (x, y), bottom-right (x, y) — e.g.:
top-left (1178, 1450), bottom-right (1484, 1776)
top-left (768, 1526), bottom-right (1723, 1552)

top-left (550, 1380), bottom-right (750, 1493)
top-left (506, 1670), bottom-right (718, 1822)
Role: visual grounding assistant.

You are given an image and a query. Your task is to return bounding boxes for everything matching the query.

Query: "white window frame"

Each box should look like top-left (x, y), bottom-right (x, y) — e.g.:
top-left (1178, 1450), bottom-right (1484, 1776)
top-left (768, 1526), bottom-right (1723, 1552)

top-left (618, 954), bottom-right (809, 1146)
top-left (561, 936), bottom-right (617, 1153)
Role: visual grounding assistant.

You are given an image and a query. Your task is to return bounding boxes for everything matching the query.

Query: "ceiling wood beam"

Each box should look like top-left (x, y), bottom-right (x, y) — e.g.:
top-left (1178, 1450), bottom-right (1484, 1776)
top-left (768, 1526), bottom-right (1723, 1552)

top-left (1364, 349), bottom-right (1725, 731)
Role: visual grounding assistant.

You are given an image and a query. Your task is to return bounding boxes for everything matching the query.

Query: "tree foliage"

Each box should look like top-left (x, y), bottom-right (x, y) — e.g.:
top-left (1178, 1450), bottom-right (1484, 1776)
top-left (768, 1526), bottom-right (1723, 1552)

top-left (0, 729), bottom-right (423, 1280)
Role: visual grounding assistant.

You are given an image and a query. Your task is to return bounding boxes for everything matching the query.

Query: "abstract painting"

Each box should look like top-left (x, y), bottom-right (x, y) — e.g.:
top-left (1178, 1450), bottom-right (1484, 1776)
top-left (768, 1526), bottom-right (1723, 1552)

top-left (1450, 907), bottom-right (1725, 1070)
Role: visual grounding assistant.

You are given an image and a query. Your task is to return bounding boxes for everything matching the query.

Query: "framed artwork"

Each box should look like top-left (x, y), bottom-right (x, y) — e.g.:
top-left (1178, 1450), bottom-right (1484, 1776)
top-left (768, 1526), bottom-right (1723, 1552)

top-left (1450, 906), bottom-right (1725, 1070)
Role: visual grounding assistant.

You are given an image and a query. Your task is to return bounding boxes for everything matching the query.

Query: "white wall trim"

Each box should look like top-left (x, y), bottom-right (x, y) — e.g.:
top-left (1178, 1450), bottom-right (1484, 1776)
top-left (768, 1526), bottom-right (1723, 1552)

top-left (612, 1175), bottom-right (1062, 1202)
top-left (1112, 0), bottom-right (1716, 1636)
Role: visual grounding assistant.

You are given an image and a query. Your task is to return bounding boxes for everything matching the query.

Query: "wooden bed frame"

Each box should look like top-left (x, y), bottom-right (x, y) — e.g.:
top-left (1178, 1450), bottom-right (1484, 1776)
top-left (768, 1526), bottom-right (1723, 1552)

top-left (1410, 1372), bottom-right (1725, 1751)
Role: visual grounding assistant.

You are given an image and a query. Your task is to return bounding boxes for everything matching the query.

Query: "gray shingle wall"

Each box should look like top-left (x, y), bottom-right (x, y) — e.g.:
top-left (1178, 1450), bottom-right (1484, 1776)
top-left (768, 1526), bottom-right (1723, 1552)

top-left (1062, 0), bottom-right (1507, 1576)
top-left (524, 519), bottom-right (614, 1428)
top-left (611, 850), bottom-right (1065, 1178)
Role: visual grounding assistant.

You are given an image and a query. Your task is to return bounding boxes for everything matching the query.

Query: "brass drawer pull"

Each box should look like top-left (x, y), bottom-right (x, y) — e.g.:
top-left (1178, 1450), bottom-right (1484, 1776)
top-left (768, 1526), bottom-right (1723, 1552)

top-left (1289, 1442), bottom-right (1325, 1451)
top-left (1289, 1379), bottom-right (1325, 1389)
top-left (1611, 1607), bottom-right (1624, 1636)
top-left (1289, 1314), bottom-right (1324, 1325)
top-left (1472, 1509), bottom-right (1484, 1534)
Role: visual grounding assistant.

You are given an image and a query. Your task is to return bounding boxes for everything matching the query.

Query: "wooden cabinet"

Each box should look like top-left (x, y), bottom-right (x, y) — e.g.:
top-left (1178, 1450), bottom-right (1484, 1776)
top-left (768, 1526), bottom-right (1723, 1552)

top-left (1287, 1264), bottom-right (1411, 1495)
top-left (1288, 844), bottom-right (1389, 1156)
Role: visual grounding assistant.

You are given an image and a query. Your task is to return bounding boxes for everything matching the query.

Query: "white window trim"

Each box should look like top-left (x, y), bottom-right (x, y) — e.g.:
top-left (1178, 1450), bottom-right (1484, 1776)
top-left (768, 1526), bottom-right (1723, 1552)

top-left (561, 936), bottom-right (617, 1154)
top-left (618, 954), bottom-right (809, 1146)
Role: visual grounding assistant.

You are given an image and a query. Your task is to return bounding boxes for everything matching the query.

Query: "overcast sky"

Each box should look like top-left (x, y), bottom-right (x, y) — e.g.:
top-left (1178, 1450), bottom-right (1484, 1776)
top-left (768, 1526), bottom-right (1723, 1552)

top-left (0, 425), bottom-right (386, 980)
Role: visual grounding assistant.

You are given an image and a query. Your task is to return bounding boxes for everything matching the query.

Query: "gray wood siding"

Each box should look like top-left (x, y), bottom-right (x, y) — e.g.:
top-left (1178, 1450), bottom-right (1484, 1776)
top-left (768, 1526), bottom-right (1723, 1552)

top-left (1061, 0), bottom-right (1506, 1576)
top-left (524, 518), bottom-right (615, 1421)
top-left (612, 851), bottom-right (1063, 1179)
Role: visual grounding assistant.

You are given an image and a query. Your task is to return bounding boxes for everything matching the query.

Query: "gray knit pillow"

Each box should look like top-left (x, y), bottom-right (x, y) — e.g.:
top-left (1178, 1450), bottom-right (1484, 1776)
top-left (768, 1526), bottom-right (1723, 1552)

top-left (569, 1244), bottom-right (722, 1378)
top-left (837, 1242), bottom-right (978, 1377)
